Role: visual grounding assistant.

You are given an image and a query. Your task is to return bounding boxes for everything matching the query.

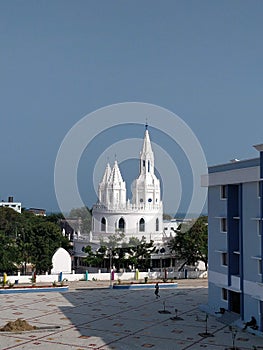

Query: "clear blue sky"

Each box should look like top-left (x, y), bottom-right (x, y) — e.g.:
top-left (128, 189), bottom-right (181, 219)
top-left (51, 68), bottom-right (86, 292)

top-left (1, 0), bottom-right (263, 214)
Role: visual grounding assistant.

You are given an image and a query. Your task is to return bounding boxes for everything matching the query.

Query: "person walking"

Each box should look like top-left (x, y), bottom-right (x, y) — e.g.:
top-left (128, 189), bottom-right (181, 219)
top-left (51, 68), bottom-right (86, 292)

top-left (155, 282), bottom-right (160, 298)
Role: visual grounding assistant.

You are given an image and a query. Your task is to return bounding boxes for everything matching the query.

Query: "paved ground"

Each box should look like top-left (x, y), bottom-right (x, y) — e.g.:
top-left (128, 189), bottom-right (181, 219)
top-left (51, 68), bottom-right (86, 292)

top-left (0, 279), bottom-right (262, 350)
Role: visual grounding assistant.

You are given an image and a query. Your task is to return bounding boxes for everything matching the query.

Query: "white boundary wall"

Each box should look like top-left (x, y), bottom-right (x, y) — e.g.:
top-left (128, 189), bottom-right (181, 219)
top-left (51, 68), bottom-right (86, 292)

top-left (1, 270), bottom-right (207, 284)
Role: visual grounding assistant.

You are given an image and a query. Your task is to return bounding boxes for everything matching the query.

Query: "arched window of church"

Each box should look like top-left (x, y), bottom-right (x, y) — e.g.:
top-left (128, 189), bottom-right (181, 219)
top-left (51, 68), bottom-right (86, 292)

top-left (101, 217), bottom-right (106, 232)
top-left (139, 218), bottom-right (145, 232)
top-left (156, 218), bottom-right (159, 231)
top-left (148, 161), bottom-right (150, 172)
top-left (118, 217), bottom-right (125, 232)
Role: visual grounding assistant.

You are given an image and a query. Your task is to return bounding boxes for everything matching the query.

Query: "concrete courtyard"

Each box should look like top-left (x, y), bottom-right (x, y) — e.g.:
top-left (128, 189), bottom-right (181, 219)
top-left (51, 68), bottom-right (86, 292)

top-left (0, 279), bottom-right (262, 350)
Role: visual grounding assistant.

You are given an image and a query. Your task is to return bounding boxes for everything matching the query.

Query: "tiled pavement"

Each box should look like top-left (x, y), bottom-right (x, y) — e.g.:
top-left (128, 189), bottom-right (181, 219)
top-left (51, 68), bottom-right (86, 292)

top-left (0, 279), bottom-right (262, 350)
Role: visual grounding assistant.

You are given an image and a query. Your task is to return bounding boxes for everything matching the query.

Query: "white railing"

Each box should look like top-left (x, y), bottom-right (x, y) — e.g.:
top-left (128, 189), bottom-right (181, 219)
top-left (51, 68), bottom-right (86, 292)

top-left (93, 203), bottom-right (162, 212)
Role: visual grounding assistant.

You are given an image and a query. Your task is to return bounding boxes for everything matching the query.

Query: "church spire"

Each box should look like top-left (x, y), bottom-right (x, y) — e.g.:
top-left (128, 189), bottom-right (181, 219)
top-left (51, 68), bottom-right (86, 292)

top-left (101, 163), bottom-right (111, 184)
top-left (98, 163), bottom-right (111, 205)
top-left (131, 125), bottom-right (161, 208)
top-left (108, 160), bottom-right (124, 185)
top-left (140, 125), bottom-right (154, 175)
top-left (98, 160), bottom-right (126, 208)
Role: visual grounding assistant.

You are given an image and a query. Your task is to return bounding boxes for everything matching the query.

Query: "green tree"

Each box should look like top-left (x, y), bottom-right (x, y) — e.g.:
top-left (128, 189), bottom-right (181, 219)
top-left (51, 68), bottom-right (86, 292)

top-left (84, 245), bottom-right (107, 267)
top-left (0, 231), bottom-right (20, 273)
top-left (28, 221), bottom-right (70, 274)
top-left (98, 233), bottom-right (125, 270)
top-left (104, 233), bottom-right (154, 270)
top-left (0, 207), bottom-right (71, 274)
top-left (83, 234), bottom-right (156, 271)
top-left (168, 216), bottom-right (208, 270)
top-left (0, 207), bottom-right (23, 273)
top-left (68, 207), bottom-right (92, 233)
top-left (130, 236), bottom-right (156, 270)
top-left (45, 212), bottom-right (65, 225)
top-left (0, 206), bottom-right (23, 238)
top-left (100, 232), bottom-right (125, 249)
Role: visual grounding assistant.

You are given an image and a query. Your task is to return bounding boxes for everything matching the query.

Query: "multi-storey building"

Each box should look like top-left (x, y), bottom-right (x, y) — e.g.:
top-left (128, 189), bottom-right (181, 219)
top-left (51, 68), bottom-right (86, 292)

top-left (26, 208), bottom-right (46, 216)
top-left (0, 196), bottom-right (21, 213)
top-left (204, 144), bottom-right (263, 331)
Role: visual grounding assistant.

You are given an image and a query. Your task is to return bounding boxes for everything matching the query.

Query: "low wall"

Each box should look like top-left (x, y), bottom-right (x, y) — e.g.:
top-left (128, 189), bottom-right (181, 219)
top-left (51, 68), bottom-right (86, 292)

top-left (113, 282), bottom-right (178, 290)
top-left (1, 270), bottom-right (207, 284)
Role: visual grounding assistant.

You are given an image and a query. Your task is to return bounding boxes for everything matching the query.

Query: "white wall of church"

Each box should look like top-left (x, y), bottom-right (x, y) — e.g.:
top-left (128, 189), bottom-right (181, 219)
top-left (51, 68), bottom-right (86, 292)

top-left (92, 208), bottom-right (163, 243)
top-left (92, 127), bottom-right (164, 245)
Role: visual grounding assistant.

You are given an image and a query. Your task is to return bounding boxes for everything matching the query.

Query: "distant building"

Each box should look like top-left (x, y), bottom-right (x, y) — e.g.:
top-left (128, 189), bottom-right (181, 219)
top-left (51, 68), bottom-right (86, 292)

top-left (0, 196), bottom-right (21, 213)
top-left (73, 238), bottom-right (100, 273)
top-left (71, 125), bottom-right (164, 272)
top-left (203, 144), bottom-right (263, 332)
top-left (26, 208), bottom-right (46, 216)
top-left (70, 125), bottom-right (205, 274)
top-left (92, 124), bottom-right (163, 243)
top-left (71, 126), bottom-right (162, 271)
top-left (163, 219), bottom-right (179, 238)
top-left (60, 217), bottom-right (82, 241)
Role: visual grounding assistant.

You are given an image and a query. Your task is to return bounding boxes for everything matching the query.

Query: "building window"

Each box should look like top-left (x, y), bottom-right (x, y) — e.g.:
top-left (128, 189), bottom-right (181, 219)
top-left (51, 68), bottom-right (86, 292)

top-left (221, 185), bottom-right (227, 199)
top-left (259, 260), bottom-right (262, 275)
top-left (148, 160), bottom-right (150, 172)
top-left (118, 218), bottom-right (125, 232)
top-left (258, 181), bottom-right (262, 198)
top-left (221, 218), bottom-right (227, 232)
top-left (222, 252), bottom-right (228, 266)
top-left (139, 218), bottom-right (145, 232)
top-left (156, 218), bottom-right (159, 231)
top-left (257, 220), bottom-right (262, 236)
top-left (222, 288), bottom-right (228, 300)
top-left (101, 217), bottom-right (106, 232)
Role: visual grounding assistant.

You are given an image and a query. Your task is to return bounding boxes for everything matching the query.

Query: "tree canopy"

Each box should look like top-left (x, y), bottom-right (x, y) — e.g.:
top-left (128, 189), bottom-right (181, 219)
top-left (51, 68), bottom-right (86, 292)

top-left (84, 234), bottom-right (156, 271)
top-left (168, 216), bottom-right (208, 270)
top-left (0, 207), bottom-right (70, 274)
top-left (68, 207), bottom-right (92, 233)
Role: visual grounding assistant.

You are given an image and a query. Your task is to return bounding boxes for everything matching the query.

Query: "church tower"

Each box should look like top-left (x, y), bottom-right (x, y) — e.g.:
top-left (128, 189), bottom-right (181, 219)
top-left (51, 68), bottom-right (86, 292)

top-left (92, 124), bottom-right (163, 243)
top-left (132, 124), bottom-right (161, 208)
top-left (98, 163), bottom-right (111, 205)
top-left (98, 160), bottom-right (126, 209)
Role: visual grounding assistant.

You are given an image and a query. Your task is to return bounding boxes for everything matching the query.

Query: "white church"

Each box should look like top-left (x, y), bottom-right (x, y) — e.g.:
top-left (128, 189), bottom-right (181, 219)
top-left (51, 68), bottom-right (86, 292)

top-left (72, 125), bottom-right (181, 271)
top-left (91, 124), bottom-right (164, 244)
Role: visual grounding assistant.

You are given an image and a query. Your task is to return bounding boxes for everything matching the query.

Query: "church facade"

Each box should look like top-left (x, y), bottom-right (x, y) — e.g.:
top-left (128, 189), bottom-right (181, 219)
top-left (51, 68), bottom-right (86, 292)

top-left (92, 126), bottom-right (164, 244)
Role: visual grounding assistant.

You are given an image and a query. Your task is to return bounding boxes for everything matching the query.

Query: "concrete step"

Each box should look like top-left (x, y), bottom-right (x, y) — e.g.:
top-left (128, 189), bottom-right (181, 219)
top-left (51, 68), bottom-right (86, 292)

top-left (217, 311), bottom-right (240, 325)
